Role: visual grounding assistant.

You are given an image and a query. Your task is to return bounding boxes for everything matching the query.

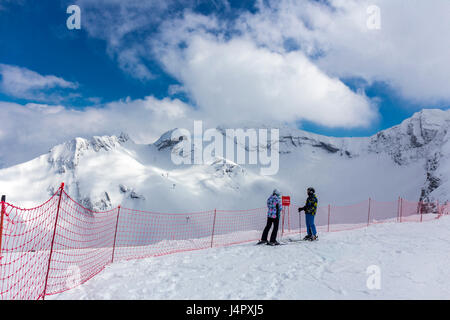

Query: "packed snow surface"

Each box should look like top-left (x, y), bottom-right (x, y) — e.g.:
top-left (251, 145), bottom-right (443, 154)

top-left (51, 216), bottom-right (450, 300)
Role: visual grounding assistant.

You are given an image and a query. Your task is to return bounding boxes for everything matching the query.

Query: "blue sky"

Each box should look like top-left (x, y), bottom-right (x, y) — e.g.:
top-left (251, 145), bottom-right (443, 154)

top-left (0, 0), bottom-right (449, 167)
top-left (0, 0), bottom-right (260, 106)
top-left (0, 0), bottom-right (173, 104)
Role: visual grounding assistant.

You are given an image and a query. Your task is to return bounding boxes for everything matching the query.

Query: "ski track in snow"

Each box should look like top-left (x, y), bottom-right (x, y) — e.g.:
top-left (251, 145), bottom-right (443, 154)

top-left (50, 217), bottom-right (450, 300)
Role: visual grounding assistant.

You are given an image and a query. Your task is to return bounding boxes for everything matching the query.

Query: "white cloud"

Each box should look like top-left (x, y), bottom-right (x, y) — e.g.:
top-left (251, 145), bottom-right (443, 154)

top-left (318, 0), bottom-right (450, 104)
top-left (116, 47), bottom-right (154, 80)
top-left (157, 33), bottom-right (376, 127)
top-left (78, 0), bottom-right (450, 107)
top-left (237, 0), bottom-right (450, 105)
top-left (74, 2), bottom-right (379, 128)
top-left (0, 64), bottom-right (78, 102)
top-left (74, 0), bottom-right (193, 80)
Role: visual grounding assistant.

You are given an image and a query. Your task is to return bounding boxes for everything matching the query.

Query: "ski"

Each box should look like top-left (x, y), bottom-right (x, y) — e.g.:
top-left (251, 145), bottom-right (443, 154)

top-left (287, 238), bottom-right (304, 242)
top-left (256, 241), bottom-right (288, 246)
top-left (279, 237), bottom-right (319, 243)
top-left (277, 239), bottom-right (300, 245)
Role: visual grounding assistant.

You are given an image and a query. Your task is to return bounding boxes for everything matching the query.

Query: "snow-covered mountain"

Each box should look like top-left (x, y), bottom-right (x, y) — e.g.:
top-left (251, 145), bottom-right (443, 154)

top-left (0, 109), bottom-right (449, 211)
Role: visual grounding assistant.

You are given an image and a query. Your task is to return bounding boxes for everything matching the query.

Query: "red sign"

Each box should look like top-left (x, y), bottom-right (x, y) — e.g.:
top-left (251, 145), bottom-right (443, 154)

top-left (282, 196), bottom-right (290, 206)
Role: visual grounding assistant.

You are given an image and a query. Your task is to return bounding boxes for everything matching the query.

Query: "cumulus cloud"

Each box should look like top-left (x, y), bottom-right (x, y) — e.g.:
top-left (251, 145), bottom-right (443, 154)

top-left (0, 64), bottom-right (78, 102)
top-left (74, 0), bottom-right (197, 80)
top-left (237, 0), bottom-right (450, 105)
top-left (318, 0), bottom-right (450, 105)
top-left (156, 33), bottom-right (376, 127)
top-left (77, 0), bottom-right (450, 107)
top-left (80, 4), bottom-right (376, 128)
top-left (73, 1), bottom-right (379, 128)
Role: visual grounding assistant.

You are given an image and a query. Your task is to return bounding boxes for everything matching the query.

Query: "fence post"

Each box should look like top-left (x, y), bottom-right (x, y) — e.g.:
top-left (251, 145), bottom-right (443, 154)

top-left (288, 205), bottom-right (291, 233)
top-left (367, 198), bottom-right (371, 227)
top-left (111, 205), bottom-right (121, 263)
top-left (437, 200), bottom-right (440, 217)
top-left (210, 209), bottom-right (217, 248)
top-left (327, 204), bottom-right (330, 232)
top-left (396, 197), bottom-right (400, 222)
top-left (420, 201), bottom-right (423, 222)
top-left (0, 195), bottom-right (6, 259)
top-left (400, 198), bottom-right (403, 223)
top-left (42, 182), bottom-right (64, 300)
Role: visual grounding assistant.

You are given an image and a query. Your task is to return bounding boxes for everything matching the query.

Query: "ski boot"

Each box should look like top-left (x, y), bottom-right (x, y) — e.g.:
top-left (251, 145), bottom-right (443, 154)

top-left (257, 240), bottom-right (268, 245)
top-left (303, 235), bottom-right (312, 241)
top-left (267, 241), bottom-right (281, 246)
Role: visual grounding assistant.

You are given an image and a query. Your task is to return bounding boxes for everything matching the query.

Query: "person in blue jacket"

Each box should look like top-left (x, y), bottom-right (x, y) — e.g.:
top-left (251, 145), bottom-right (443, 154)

top-left (298, 187), bottom-right (318, 241)
top-left (258, 189), bottom-right (283, 246)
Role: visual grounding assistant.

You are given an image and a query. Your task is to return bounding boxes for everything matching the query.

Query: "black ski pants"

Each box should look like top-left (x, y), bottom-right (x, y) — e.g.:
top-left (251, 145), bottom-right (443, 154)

top-left (261, 216), bottom-right (280, 242)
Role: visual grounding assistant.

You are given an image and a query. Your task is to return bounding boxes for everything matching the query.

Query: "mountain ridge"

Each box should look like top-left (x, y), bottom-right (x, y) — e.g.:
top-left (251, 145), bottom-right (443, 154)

top-left (0, 109), bottom-right (449, 211)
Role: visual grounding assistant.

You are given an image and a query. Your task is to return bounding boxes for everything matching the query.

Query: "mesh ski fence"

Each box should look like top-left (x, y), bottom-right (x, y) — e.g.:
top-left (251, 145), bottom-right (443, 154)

top-left (0, 184), bottom-right (447, 300)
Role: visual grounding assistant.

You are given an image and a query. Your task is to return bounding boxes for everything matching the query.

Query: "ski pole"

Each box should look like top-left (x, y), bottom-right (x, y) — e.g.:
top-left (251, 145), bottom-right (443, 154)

top-left (299, 211), bottom-right (302, 240)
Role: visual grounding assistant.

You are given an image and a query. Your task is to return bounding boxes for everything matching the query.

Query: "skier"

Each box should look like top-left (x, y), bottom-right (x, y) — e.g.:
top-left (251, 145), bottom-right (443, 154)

top-left (298, 187), bottom-right (318, 241)
top-left (257, 189), bottom-right (283, 246)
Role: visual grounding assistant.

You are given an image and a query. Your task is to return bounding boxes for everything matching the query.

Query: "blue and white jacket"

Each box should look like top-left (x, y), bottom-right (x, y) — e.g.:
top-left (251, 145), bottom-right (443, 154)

top-left (267, 194), bottom-right (282, 218)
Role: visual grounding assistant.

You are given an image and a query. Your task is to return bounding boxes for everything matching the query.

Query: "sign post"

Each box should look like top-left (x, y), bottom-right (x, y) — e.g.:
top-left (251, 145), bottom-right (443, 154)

top-left (281, 196), bottom-right (291, 236)
top-left (282, 196), bottom-right (291, 206)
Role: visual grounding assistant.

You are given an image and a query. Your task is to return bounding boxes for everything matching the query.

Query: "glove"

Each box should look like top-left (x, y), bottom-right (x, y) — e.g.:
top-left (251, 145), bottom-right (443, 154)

top-left (298, 207), bottom-right (304, 213)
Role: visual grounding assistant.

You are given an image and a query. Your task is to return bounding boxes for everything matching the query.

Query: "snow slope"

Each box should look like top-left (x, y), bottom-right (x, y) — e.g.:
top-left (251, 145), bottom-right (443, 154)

top-left (0, 109), bottom-right (449, 211)
top-left (50, 216), bottom-right (450, 300)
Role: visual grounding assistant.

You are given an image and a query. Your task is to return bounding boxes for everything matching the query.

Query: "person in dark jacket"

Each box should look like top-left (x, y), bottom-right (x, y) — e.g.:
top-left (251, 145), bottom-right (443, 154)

top-left (258, 189), bottom-right (283, 246)
top-left (298, 187), bottom-right (318, 241)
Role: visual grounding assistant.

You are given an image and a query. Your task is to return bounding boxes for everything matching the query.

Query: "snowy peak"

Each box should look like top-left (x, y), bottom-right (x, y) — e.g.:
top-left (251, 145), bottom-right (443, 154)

top-left (48, 133), bottom-right (131, 173)
top-left (408, 109), bottom-right (449, 145)
top-left (153, 128), bottom-right (186, 151)
top-left (365, 109), bottom-right (450, 201)
top-left (48, 137), bottom-right (89, 173)
top-left (376, 109), bottom-right (450, 145)
top-left (398, 109), bottom-right (449, 148)
top-left (367, 109), bottom-right (450, 164)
